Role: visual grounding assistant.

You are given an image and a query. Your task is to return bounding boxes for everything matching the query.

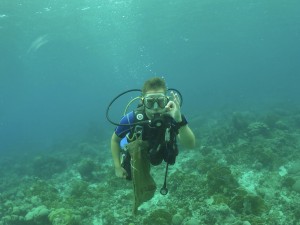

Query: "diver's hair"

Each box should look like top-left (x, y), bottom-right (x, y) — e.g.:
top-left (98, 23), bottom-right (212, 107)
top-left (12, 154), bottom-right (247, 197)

top-left (142, 77), bottom-right (167, 95)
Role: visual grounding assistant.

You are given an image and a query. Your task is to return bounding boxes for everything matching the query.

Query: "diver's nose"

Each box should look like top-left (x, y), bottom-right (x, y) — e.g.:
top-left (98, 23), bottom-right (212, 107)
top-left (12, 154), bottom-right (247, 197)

top-left (153, 102), bottom-right (158, 109)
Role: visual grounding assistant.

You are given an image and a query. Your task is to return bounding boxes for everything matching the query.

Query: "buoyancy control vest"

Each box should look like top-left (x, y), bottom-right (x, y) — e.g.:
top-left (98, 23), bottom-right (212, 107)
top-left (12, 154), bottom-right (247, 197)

top-left (125, 106), bottom-right (179, 165)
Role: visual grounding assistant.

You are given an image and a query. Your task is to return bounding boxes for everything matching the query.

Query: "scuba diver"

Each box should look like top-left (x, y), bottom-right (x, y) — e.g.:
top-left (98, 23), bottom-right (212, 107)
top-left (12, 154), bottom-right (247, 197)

top-left (108, 77), bottom-right (195, 195)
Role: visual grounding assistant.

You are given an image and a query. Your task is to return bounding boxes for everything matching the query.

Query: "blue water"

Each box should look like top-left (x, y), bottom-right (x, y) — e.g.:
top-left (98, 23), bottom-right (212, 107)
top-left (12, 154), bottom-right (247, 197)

top-left (1, 0), bottom-right (300, 153)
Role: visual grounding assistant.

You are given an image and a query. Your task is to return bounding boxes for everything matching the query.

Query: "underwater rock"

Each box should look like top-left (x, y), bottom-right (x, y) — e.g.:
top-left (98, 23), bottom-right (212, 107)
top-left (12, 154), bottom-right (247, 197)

top-left (207, 165), bottom-right (239, 195)
top-left (281, 176), bottom-right (296, 188)
top-left (172, 213), bottom-right (184, 225)
top-left (206, 203), bottom-right (235, 224)
top-left (292, 179), bottom-right (300, 193)
top-left (25, 205), bottom-right (50, 223)
top-left (247, 122), bottom-right (269, 136)
top-left (288, 160), bottom-right (300, 175)
top-left (184, 218), bottom-right (200, 225)
top-left (251, 146), bottom-right (278, 169)
top-left (48, 208), bottom-right (80, 225)
top-left (229, 190), bottom-right (266, 215)
top-left (142, 209), bottom-right (173, 225)
top-left (200, 145), bottom-right (213, 156)
top-left (69, 180), bottom-right (90, 198)
top-left (32, 156), bottom-right (67, 178)
top-left (25, 179), bottom-right (59, 206)
top-left (77, 158), bottom-right (97, 181)
top-left (274, 120), bottom-right (289, 130)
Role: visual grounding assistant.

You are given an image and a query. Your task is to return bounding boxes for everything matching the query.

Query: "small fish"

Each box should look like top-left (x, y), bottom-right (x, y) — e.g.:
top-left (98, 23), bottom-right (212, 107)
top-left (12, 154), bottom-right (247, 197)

top-left (27, 34), bottom-right (49, 54)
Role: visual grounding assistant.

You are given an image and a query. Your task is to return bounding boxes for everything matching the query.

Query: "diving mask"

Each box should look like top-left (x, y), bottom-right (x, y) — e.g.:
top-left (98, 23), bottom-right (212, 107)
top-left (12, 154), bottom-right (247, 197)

top-left (142, 94), bottom-right (169, 109)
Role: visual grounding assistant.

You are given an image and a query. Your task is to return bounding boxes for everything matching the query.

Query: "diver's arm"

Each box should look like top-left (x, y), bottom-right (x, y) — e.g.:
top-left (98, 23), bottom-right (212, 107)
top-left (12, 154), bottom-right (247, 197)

top-left (177, 125), bottom-right (196, 149)
top-left (111, 133), bottom-right (122, 168)
top-left (111, 133), bottom-right (128, 178)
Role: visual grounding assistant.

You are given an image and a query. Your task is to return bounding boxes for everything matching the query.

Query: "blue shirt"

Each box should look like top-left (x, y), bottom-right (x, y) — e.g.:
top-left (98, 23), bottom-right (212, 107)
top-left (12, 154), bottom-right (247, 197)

top-left (114, 111), bottom-right (135, 138)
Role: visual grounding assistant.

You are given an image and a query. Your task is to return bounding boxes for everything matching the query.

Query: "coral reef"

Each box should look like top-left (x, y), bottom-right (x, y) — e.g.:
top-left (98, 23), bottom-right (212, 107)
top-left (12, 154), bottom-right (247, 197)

top-left (142, 209), bottom-right (173, 225)
top-left (77, 158), bottom-right (98, 181)
top-left (1, 107), bottom-right (300, 225)
top-left (247, 121), bottom-right (270, 137)
top-left (48, 208), bottom-right (81, 225)
top-left (207, 165), bottom-right (239, 195)
top-left (25, 205), bottom-right (50, 223)
top-left (32, 156), bottom-right (67, 178)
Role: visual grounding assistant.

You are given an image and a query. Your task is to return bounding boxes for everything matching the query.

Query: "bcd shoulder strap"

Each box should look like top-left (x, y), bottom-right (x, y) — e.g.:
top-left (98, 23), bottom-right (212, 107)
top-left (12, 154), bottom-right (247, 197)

top-left (126, 106), bottom-right (147, 141)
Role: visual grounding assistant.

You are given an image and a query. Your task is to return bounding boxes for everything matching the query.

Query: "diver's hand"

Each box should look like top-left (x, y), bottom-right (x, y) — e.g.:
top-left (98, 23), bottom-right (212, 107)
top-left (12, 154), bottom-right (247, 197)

top-left (115, 166), bottom-right (128, 179)
top-left (165, 91), bottom-right (182, 122)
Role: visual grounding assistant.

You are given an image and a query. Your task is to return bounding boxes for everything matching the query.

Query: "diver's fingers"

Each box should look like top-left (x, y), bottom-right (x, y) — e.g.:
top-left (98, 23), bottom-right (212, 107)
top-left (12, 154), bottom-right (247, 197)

top-left (165, 100), bottom-right (175, 110)
top-left (171, 91), bottom-right (180, 106)
top-left (116, 167), bottom-right (127, 178)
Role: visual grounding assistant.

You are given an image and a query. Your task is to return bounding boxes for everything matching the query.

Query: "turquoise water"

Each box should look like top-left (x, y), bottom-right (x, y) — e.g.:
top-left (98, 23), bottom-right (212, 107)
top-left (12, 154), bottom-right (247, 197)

top-left (1, 0), bottom-right (299, 152)
top-left (1, 1), bottom-right (300, 224)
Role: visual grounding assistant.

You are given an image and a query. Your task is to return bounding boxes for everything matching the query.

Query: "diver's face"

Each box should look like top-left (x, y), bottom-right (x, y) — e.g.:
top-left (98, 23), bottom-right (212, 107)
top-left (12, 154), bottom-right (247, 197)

top-left (143, 89), bottom-right (168, 118)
